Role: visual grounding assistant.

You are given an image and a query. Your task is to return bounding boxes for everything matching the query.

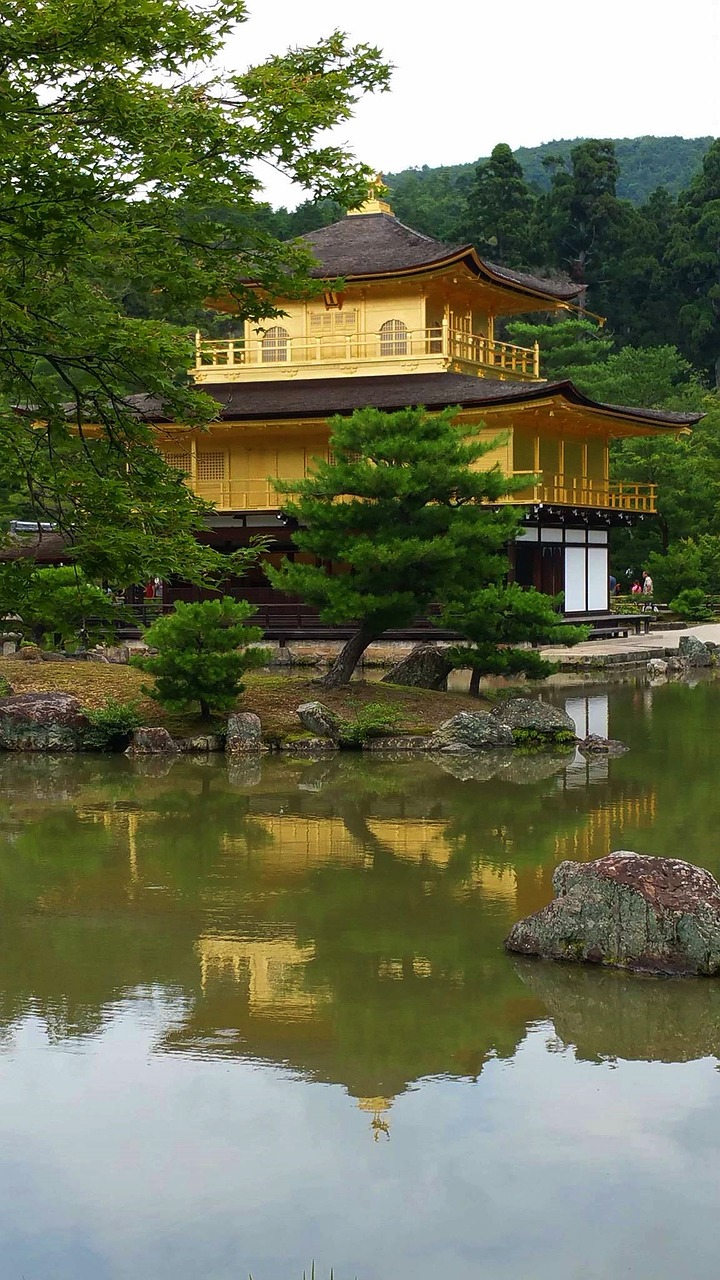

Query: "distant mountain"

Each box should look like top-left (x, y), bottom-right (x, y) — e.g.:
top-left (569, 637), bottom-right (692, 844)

top-left (384, 137), bottom-right (713, 242)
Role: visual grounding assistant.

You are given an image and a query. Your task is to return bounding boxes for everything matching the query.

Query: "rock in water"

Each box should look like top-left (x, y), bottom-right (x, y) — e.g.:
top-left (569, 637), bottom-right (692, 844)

top-left (490, 696), bottom-right (575, 740)
top-left (577, 734), bottom-right (628, 757)
top-left (429, 711), bottom-right (514, 751)
top-left (125, 727), bottom-right (179, 755)
top-left (296, 701), bottom-right (344, 740)
top-left (226, 712), bottom-right (263, 753)
top-left (380, 644), bottom-right (453, 690)
top-left (647, 657), bottom-right (668, 677)
top-left (505, 851), bottom-right (720, 975)
top-left (678, 635), bottom-right (712, 667)
top-left (0, 691), bottom-right (90, 751)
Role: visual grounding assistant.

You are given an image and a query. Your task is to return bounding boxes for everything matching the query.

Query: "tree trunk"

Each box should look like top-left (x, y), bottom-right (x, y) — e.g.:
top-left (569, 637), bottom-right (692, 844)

top-left (316, 624), bottom-right (379, 688)
top-left (469, 667), bottom-right (481, 697)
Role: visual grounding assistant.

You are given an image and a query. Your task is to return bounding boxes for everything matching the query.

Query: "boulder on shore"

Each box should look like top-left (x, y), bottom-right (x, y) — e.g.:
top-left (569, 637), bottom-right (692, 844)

top-left (226, 712), bottom-right (263, 753)
top-left (0, 691), bottom-right (90, 751)
top-left (678, 635), bottom-right (712, 667)
top-left (429, 711), bottom-right (514, 751)
top-left (505, 851), bottom-right (720, 975)
top-left (490, 696), bottom-right (575, 740)
top-left (296, 701), bottom-right (344, 740)
top-left (380, 643), bottom-right (453, 690)
top-left (125, 727), bottom-right (178, 755)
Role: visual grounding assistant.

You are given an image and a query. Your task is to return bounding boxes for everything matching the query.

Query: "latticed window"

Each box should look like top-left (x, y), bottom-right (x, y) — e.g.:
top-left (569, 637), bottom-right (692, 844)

top-left (380, 318), bottom-right (408, 356)
top-left (261, 325), bottom-right (289, 362)
top-left (197, 452), bottom-right (226, 482)
top-left (310, 309), bottom-right (357, 333)
top-left (163, 452), bottom-right (191, 473)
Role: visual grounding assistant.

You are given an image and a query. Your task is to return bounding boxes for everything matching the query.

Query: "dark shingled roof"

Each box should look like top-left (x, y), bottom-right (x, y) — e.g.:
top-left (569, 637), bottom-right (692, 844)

top-left (0, 531), bottom-right (70, 562)
top-left (127, 374), bottom-right (702, 428)
top-left (299, 213), bottom-right (582, 303)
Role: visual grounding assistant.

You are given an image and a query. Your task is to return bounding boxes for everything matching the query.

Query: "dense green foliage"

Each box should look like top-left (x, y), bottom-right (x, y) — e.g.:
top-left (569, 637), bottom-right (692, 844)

top-left (667, 588), bottom-right (714, 622)
top-left (267, 406), bottom-right (528, 686)
top-left (83, 699), bottom-right (144, 751)
top-left (135, 598), bottom-right (269, 717)
top-left (0, 0), bottom-right (389, 590)
top-left (0, 565), bottom-right (121, 648)
top-left (441, 585), bottom-right (589, 695)
top-left (338, 702), bottom-right (403, 746)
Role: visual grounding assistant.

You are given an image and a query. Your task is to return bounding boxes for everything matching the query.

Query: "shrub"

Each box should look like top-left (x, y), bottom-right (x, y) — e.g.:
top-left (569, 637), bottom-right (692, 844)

top-left (5, 565), bottom-right (123, 649)
top-left (83, 698), bottom-right (143, 751)
top-left (134, 597), bottom-right (270, 718)
top-left (339, 702), bottom-right (403, 746)
top-left (668, 587), bottom-right (714, 622)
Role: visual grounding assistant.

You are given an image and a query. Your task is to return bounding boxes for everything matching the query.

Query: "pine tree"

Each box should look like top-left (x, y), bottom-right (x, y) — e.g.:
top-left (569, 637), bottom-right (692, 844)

top-left (465, 144), bottom-right (536, 267)
top-left (441, 585), bottom-right (588, 696)
top-left (266, 406), bottom-right (529, 687)
top-left (135, 598), bottom-right (269, 718)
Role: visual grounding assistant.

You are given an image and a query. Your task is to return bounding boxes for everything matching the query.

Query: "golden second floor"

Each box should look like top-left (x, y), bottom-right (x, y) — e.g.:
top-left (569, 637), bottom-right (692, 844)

top-left (195, 202), bottom-right (583, 387)
top-left (155, 408), bottom-right (657, 515)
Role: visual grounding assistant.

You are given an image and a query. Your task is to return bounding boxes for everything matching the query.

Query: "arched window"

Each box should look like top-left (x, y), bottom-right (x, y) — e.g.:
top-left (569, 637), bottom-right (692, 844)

top-left (261, 325), bottom-right (289, 363)
top-left (380, 318), bottom-right (408, 356)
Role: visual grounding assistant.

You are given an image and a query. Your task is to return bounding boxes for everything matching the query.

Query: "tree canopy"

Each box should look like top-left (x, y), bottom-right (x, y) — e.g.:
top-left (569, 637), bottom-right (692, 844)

top-left (0, 0), bottom-right (390, 585)
top-left (267, 406), bottom-right (527, 686)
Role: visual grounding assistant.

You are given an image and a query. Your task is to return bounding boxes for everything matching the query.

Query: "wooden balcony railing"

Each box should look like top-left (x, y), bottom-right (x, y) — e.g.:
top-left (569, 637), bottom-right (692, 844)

top-left (510, 473), bottom-right (657, 513)
top-left (189, 474), bottom-right (656, 514)
top-left (193, 325), bottom-right (540, 380)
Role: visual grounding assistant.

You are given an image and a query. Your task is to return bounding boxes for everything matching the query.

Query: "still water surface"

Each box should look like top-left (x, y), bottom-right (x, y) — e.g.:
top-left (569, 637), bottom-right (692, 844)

top-left (2, 678), bottom-right (720, 1279)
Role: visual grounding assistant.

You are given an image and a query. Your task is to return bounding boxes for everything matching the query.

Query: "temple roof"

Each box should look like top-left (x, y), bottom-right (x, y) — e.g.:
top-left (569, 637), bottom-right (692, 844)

top-left (128, 373), bottom-right (702, 428)
top-left (299, 213), bottom-right (583, 304)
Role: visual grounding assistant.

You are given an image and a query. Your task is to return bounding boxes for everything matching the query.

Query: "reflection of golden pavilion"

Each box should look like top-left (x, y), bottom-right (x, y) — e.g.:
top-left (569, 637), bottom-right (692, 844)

top-left (553, 792), bottom-right (657, 862)
top-left (358, 1095), bottom-right (392, 1141)
top-left (197, 935), bottom-right (327, 1018)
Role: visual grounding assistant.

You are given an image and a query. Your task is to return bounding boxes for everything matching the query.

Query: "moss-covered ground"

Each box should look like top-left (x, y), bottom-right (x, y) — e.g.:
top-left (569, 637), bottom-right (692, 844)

top-left (0, 659), bottom-right (488, 742)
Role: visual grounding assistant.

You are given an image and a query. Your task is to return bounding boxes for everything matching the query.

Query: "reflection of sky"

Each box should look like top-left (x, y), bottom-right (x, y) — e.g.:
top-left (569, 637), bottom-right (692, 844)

top-left (1, 1006), bottom-right (719, 1280)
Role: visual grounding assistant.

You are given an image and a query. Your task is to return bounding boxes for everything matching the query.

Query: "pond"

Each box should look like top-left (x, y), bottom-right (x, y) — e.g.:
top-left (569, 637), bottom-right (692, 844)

top-left (1, 676), bottom-right (720, 1280)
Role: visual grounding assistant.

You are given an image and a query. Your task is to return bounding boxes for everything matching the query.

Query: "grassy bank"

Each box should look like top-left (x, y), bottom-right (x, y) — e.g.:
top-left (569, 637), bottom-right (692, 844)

top-left (0, 659), bottom-right (485, 742)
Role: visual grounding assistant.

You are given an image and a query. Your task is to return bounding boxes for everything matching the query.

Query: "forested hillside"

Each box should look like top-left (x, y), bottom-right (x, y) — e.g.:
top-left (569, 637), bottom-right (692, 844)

top-left (384, 137), bottom-right (711, 237)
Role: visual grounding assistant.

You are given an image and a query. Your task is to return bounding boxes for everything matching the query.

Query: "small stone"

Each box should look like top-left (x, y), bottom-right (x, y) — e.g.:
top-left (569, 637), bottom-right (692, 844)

top-left (176, 734), bottom-right (225, 752)
top-left (296, 701), bottom-right (344, 740)
top-left (490, 696), bottom-right (576, 739)
top-left (14, 645), bottom-right (44, 662)
top-left (505, 851), bottom-right (720, 975)
top-left (365, 735), bottom-right (433, 751)
top-left (0, 691), bottom-right (90, 751)
top-left (226, 712), bottom-right (263, 753)
top-left (280, 736), bottom-right (338, 753)
top-left (647, 658), bottom-right (668, 677)
top-left (678, 635), bottom-right (712, 667)
top-left (125, 727), bottom-right (179, 755)
top-left (577, 734), bottom-right (629, 757)
top-left (428, 711), bottom-right (514, 751)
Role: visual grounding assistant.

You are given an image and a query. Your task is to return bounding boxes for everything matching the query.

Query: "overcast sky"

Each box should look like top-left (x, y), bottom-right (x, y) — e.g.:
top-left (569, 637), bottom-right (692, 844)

top-left (228, 0), bottom-right (720, 207)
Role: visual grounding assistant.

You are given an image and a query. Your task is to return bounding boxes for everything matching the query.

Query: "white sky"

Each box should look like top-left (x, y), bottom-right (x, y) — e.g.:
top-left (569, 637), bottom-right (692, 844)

top-left (227, 0), bottom-right (720, 207)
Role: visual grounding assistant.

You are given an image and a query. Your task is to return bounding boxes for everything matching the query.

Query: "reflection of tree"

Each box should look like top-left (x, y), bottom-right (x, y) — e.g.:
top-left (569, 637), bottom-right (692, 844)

top-left (0, 720), bottom-right (685, 1105)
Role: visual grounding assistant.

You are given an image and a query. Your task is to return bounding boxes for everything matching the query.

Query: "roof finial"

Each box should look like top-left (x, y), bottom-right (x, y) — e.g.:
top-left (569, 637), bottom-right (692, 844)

top-left (347, 172), bottom-right (393, 217)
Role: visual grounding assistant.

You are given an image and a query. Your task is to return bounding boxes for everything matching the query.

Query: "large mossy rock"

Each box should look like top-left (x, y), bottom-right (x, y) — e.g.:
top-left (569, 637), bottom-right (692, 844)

top-left (429, 711), bottom-right (514, 751)
top-left (0, 691), bottom-right (90, 751)
top-left (491, 696), bottom-right (575, 740)
top-left (381, 643), bottom-right (453, 690)
top-left (505, 851), bottom-right (720, 975)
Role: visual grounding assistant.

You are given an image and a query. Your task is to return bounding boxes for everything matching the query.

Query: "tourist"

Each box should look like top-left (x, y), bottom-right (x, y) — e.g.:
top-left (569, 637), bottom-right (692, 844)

top-left (641, 569), bottom-right (655, 612)
top-left (609, 573), bottom-right (617, 596)
top-left (631, 580), bottom-right (642, 595)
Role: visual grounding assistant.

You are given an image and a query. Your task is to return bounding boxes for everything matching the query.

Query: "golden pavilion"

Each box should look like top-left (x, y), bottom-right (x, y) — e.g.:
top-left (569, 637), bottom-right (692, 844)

top-left (140, 186), bottom-right (699, 627)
